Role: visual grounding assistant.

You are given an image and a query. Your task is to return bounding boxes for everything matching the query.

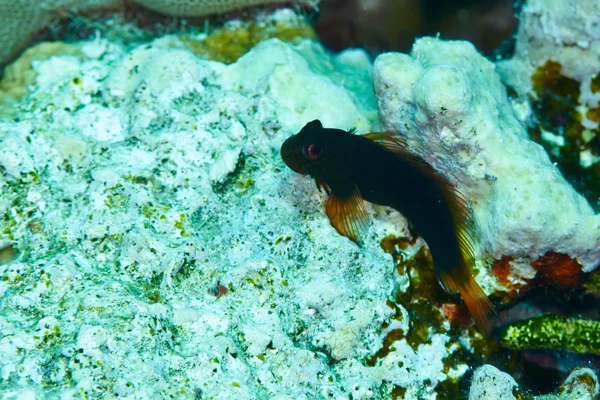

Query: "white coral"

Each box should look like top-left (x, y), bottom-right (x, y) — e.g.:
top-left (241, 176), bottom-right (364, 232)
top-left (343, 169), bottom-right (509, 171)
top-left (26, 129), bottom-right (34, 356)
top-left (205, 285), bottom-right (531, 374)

top-left (373, 38), bottom-right (600, 279)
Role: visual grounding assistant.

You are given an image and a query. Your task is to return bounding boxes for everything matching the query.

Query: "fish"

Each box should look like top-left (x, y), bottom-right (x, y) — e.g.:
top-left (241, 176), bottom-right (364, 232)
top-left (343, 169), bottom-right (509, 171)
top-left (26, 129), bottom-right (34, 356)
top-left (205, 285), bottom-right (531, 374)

top-left (280, 119), bottom-right (496, 333)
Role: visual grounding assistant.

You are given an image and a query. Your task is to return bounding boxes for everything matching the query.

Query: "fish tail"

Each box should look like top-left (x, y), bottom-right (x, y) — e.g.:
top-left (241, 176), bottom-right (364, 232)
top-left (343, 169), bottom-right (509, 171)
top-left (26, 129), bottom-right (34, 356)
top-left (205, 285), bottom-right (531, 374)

top-left (439, 269), bottom-right (496, 335)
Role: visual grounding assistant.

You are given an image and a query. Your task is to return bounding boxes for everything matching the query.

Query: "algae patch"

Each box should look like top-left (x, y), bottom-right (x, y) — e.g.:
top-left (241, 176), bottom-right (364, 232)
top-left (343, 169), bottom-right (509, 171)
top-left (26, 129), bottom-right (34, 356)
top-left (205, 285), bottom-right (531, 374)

top-left (501, 313), bottom-right (600, 355)
top-left (178, 15), bottom-right (315, 64)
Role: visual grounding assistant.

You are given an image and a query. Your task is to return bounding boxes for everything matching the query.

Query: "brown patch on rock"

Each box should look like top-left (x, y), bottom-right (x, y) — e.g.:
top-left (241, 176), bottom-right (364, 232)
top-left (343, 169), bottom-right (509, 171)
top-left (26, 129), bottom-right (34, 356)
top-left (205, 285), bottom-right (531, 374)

top-left (365, 328), bottom-right (405, 366)
top-left (492, 256), bottom-right (515, 287)
top-left (491, 256), bottom-right (529, 302)
top-left (380, 234), bottom-right (416, 275)
top-left (531, 251), bottom-right (583, 289)
top-left (491, 252), bottom-right (583, 302)
top-left (441, 303), bottom-right (471, 327)
top-left (441, 303), bottom-right (459, 322)
top-left (586, 104), bottom-right (600, 123)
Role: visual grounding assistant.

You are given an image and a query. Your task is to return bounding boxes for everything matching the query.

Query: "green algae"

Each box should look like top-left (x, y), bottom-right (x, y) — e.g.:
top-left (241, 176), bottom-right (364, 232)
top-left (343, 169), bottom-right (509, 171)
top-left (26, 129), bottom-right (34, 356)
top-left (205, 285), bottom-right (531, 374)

top-left (501, 313), bottom-right (600, 355)
top-left (529, 60), bottom-right (600, 210)
top-left (104, 185), bottom-right (130, 211)
top-left (174, 213), bottom-right (190, 236)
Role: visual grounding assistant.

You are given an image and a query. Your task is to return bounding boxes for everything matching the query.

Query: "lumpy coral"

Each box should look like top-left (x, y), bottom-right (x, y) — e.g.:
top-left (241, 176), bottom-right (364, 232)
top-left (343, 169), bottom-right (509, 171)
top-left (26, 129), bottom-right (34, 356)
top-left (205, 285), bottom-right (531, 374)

top-left (0, 9), bottom-right (316, 118)
top-left (372, 37), bottom-right (600, 303)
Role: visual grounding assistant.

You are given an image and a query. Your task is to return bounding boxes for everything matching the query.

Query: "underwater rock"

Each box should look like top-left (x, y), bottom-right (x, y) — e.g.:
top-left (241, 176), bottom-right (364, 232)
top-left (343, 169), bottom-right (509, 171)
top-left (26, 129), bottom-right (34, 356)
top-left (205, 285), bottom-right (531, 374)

top-left (469, 365), bottom-right (599, 400)
top-left (0, 10), bottom-right (318, 120)
top-left (497, 0), bottom-right (600, 95)
top-left (469, 364), bottom-right (518, 400)
top-left (0, 12), bottom-right (467, 397)
top-left (552, 368), bottom-right (599, 400)
top-left (372, 37), bottom-right (600, 299)
top-left (497, 0), bottom-right (600, 214)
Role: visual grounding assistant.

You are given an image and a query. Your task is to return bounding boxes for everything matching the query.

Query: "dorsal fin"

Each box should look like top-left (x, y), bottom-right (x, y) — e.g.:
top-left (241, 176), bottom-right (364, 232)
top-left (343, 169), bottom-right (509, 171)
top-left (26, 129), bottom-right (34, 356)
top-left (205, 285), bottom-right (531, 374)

top-left (363, 131), bottom-right (475, 265)
top-left (325, 184), bottom-right (370, 245)
top-left (363, 132), bottom-right (432, 168)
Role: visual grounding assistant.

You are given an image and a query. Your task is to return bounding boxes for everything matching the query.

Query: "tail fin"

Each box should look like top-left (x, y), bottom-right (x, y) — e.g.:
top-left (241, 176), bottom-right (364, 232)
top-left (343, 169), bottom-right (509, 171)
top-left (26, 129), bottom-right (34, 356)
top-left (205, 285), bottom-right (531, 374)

top-left (440, 271), bottom-right (496, 335)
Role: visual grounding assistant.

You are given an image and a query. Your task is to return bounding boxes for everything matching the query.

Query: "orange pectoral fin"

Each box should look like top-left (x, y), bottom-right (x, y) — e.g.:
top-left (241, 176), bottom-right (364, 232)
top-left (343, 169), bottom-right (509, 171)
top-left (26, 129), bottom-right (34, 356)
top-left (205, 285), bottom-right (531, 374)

top-left (325, 185), bottom-right (370, 245)
top-left (439, 271), bottom-right (496, 335)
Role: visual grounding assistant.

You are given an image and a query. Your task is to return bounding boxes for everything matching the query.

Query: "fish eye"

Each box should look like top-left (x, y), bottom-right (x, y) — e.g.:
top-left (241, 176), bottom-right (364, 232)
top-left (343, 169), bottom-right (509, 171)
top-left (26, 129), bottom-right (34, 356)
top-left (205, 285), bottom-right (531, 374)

top-left (303, 144), bottom-right (323, 160)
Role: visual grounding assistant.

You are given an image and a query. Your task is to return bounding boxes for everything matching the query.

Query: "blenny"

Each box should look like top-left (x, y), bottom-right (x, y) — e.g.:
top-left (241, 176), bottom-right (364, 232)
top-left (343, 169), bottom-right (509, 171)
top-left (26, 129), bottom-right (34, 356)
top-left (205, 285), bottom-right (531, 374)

top-left (280, 120), bottom-right (496, 333)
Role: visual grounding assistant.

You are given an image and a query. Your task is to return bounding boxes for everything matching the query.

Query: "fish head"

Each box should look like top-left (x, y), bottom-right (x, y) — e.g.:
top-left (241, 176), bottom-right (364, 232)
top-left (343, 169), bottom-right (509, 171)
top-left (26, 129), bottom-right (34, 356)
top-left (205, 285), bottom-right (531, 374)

top-left (280, 119), bottom-right (347, 180)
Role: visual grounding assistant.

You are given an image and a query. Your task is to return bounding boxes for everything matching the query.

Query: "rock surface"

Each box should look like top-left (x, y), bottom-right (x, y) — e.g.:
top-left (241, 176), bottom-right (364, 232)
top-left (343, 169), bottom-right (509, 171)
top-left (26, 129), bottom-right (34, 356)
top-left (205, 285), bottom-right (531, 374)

top-left (0, 24), bottom-right (464, 398)
top-left (373, 37), bottom-right (600, 297)
top-left (497, 0), bottom-right (600, 96)
top-left (469, 365), bottom-right (599, 400)
top-left (2, 3), bottom-right (599, 398)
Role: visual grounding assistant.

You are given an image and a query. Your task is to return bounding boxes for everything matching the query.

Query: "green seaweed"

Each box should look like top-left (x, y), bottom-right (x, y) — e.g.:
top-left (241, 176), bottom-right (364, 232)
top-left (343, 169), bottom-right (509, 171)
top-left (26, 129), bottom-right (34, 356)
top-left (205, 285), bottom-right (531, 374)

top-left (501, 313), bottom-right (600, 355)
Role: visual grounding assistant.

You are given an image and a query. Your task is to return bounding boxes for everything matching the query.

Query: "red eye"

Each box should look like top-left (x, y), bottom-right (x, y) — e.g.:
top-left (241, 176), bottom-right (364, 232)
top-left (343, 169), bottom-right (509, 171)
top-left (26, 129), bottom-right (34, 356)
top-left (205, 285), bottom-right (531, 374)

top-left (305, 144), bottom-right (323, 159)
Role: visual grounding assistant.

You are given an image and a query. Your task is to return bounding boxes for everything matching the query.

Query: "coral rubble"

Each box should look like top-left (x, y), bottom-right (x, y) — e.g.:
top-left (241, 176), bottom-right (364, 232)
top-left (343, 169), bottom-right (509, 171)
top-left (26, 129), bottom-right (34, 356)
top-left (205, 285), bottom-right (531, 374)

top-left (1, 1), bottom-right (599, 398)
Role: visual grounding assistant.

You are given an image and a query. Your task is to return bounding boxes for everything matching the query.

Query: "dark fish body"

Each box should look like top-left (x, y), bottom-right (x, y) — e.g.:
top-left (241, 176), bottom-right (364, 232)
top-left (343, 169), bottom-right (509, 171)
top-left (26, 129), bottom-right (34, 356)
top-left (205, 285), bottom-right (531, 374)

top-left (280, 120), bottom-right (495, 333)
top-left (349, 135), bottom-right (465, 279)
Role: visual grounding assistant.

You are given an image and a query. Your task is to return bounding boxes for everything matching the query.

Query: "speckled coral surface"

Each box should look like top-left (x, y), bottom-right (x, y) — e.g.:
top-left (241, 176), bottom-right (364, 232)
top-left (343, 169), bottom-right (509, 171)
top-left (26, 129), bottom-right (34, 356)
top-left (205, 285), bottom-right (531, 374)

top-left (135, 0), bottom-right (303, 17)
top-left (0, 20), bottom-right (466, 398)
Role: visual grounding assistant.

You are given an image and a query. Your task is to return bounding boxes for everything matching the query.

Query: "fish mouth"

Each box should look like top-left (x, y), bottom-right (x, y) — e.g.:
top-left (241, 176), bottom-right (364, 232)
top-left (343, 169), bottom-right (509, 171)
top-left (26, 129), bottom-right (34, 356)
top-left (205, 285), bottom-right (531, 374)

top-left (280, 136), bottom-right (304, 174)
